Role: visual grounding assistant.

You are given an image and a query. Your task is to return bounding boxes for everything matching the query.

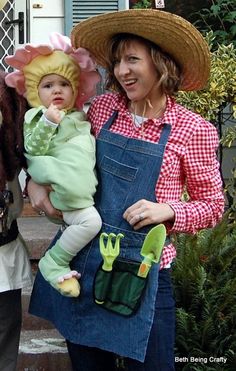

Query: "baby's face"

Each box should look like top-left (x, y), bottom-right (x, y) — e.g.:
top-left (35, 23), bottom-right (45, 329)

top-left (38, 74), bottom-right (74, 110)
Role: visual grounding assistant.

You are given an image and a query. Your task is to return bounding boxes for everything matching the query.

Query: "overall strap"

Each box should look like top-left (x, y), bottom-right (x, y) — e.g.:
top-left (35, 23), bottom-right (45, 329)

top-left (158, 123), bottom-right (172, 146)
top-left (103, 111), bottom-right (171, 147)
top-left (102, 111), bottom-right (118, 130)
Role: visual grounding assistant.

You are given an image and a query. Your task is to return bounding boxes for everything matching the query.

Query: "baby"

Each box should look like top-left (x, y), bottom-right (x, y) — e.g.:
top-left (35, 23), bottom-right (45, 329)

top-left (5, 33), bottom-right (102, 297)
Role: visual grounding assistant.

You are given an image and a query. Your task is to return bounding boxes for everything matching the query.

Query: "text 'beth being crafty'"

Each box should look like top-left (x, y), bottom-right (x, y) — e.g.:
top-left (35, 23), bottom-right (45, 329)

top-left (175, 356), bottom-right (227, 364)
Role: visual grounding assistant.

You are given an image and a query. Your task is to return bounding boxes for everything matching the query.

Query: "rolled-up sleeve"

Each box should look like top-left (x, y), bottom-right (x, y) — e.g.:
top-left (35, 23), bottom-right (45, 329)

top-left (169, 121), bottom-right (225, 234)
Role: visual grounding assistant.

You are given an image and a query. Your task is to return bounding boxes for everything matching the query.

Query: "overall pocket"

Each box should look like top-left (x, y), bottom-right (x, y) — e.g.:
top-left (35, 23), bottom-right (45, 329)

top-left (93, 257), bottom-right (148, 317)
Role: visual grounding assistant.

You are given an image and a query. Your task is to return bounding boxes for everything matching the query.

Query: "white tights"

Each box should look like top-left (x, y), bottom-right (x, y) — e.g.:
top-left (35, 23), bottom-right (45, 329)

top-left (60, 206), bottom-right (102, 255)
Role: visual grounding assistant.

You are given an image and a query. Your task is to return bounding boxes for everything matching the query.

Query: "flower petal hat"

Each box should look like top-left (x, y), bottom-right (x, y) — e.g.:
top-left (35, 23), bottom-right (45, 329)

top-left (71, 9), bottom-right (210, 91)
top-left (5, 32), bottom-right (101, 109)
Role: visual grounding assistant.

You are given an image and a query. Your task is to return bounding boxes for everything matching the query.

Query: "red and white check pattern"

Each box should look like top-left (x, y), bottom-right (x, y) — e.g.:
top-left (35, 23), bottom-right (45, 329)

top-left (88, 93), bottom-right (225, 269)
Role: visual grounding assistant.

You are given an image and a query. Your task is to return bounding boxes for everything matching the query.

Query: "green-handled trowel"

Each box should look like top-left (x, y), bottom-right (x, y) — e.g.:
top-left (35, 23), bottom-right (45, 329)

top-left (137, 224), bottom-right (166, 278)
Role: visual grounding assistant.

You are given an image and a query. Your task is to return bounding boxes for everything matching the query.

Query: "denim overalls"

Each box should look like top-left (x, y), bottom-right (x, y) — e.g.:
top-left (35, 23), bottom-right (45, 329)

top-left (29, 111), bottom-right (171, 362)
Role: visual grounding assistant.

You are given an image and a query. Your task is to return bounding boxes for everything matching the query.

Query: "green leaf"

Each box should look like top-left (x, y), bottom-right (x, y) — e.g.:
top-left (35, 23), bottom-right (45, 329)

top-left (210, 4), bottom-right (221, 16)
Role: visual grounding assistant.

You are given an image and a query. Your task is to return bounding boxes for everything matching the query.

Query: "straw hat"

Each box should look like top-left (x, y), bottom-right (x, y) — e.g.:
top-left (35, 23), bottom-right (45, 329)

top-left (0, 1), bottom-right (7, 10)
top-left (71, 9), bottom-right (210, 91)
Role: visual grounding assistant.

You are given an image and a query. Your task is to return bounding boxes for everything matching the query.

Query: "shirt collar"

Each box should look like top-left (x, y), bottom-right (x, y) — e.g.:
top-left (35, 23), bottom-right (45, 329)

top-left (110, 93), bottom-right (178, 128)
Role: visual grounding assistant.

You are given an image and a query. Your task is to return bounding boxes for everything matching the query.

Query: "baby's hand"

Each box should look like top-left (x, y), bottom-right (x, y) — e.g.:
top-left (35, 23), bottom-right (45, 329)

top-left (44, 103), bottom-right (63, 125)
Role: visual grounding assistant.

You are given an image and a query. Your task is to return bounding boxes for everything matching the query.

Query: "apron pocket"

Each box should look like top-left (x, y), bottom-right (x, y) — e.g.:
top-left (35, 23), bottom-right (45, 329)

top-left (93, 258), bottom-right (148, 317)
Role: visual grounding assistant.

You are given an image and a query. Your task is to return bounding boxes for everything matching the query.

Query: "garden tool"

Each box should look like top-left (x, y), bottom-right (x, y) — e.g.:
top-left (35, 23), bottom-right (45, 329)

top-left (99, 232), bottom-right (124, 271)
top-left (137, 224), bottom-right (166, 278)
top-left (95, 232), bottom-right (124, 305)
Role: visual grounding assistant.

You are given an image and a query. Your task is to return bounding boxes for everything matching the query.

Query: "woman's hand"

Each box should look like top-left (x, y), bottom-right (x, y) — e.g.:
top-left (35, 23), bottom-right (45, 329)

top-left (123, 199), bottom-right (175, 230)
top-left (27, 179), bottom-right (62, 220)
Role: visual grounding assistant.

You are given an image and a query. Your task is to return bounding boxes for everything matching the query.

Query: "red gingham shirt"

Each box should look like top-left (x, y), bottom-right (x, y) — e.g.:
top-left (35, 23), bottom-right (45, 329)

top-left (87, 93), bottom-right (225, 269)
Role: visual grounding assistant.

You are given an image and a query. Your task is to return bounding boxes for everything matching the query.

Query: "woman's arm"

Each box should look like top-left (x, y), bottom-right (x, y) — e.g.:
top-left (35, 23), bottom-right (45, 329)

top-left (167, 121), bottom-right (225, 233)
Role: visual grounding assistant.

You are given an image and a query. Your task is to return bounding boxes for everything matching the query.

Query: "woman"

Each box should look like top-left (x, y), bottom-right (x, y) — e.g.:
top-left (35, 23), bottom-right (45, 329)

top-left (28, 9), bottom-right (225, 371)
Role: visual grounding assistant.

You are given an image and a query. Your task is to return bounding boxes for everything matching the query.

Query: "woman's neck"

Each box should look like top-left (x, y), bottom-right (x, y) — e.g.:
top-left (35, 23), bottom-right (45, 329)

top-left (129, 94), bottom-right (167, 119)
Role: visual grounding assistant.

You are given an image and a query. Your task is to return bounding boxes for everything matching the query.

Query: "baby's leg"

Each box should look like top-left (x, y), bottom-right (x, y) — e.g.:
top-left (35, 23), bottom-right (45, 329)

top-left (39, 207), bottom-right (102, 297)
top-left (61, 206), bottom-right (102, 254)
top-left (38, 241), bottom-right (81, 297)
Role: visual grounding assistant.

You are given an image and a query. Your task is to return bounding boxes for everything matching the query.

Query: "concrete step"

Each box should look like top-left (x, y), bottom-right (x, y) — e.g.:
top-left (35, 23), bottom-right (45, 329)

top-left (19, 278), bottom-right (72, 370)
top-left (16, 213), bottom-right (73, 370)
top-left (20, 284), bottom-right (72, 370)
top-left (18, 215), bottom-right (59, 259)
top-left (18, 214), bottom-right (62, 331)
top-left (19, 214), bottom-right (58, 327)
top-left (17, 329), bottom-right (72, 371)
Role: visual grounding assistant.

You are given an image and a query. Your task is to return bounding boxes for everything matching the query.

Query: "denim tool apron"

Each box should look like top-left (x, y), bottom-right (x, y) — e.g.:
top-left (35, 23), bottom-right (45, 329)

top-left (29, 111), bottom-right (171, 362)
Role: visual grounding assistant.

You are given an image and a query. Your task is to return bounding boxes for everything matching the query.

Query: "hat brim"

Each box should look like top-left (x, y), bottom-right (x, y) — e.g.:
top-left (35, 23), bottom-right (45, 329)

top-left (71, 9), bottom-right (210, 91)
